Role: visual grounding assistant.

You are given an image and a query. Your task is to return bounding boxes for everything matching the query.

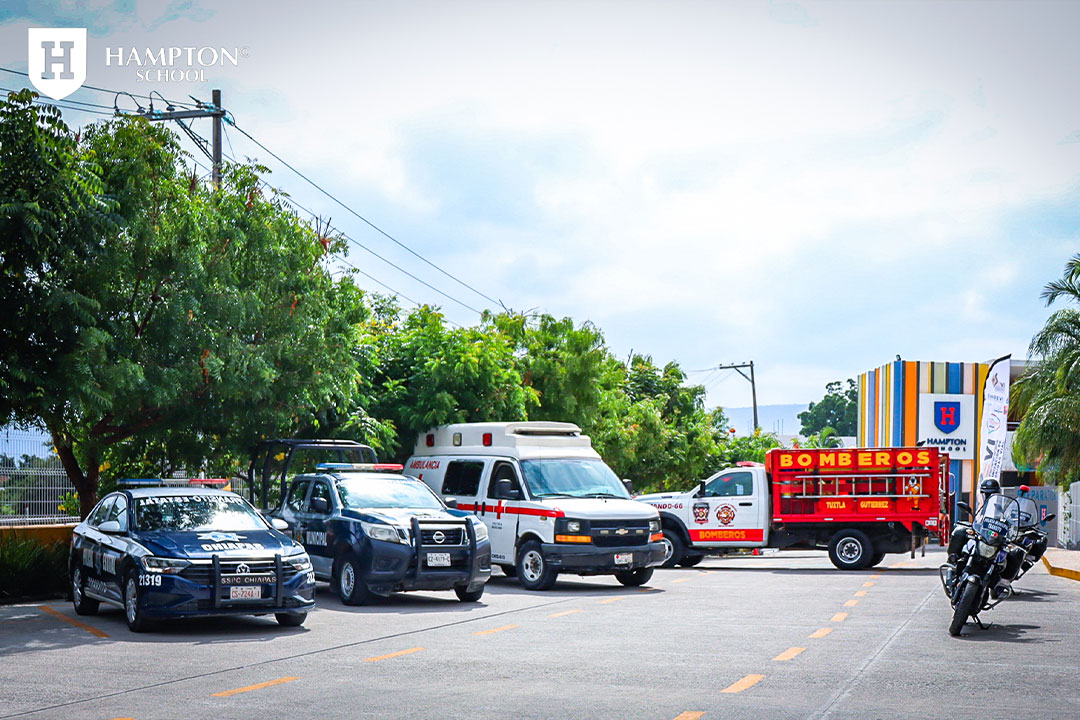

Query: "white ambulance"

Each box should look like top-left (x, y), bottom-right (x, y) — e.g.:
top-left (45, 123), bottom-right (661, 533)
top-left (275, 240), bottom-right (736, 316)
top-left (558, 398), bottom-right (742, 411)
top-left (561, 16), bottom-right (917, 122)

top-left (404, 422), bottom-right (665, 590)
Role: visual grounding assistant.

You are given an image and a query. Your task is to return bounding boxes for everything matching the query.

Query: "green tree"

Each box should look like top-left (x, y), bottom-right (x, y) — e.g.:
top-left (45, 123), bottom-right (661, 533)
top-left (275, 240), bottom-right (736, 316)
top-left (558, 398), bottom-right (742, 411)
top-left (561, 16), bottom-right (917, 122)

top-left (1013, 254), bottom-right (1080, 486)
top-left (1, 92), bottom-right (368, 517)
top-left (798, 379), bottom-right (857, 436)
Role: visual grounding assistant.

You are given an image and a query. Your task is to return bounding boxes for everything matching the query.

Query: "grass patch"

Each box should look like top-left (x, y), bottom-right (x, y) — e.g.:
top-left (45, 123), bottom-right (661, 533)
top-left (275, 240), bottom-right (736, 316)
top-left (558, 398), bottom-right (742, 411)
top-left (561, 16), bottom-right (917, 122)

top-left (0, 535), bottom-right (69, 601)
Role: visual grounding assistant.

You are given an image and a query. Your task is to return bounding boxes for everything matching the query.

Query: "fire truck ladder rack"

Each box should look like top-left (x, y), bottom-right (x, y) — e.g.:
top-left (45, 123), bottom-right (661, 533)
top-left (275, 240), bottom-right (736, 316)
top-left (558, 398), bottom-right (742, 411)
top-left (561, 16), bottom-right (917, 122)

top-left (788, 469), bottom-right (932, 499)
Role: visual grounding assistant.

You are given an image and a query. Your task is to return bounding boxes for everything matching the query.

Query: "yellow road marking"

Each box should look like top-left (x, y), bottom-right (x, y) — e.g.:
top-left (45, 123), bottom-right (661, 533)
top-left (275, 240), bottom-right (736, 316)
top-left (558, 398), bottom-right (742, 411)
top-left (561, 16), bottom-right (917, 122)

top-left (672, 577), bottom-right (693, 584)
top-left (673, 713), bottom-right (706, 720)
top-left (212, 676), bottom-right (299, 697)
top-left (889, 561), bottom-right (913, 568)
top-left (844, 598), bottom-right (859, 607)
top-left (721, 674), bottom-right (765, 693)
top-left (109, 717), bottom-right (135, 720)
top-left (549, 609), bottom-right (583, 618)
top-left (773, 647), bottom-right (805, 661)
top-left (600, 597), bottom-right (624, 604)
top-left (862, 581), bottom-right (875, 588)
top-left (809, 628), bottom-right (833, 639)
top-left (364, 647), bottom-right (424, 662)
top-left (473, 624), bottom-right (518, 636)
top-left (830, 612), bottom-right (848, 622)
top-left (870, 573), bottom-right (882, 579)
top-left (854, 590), bottom-right (867, 597)
top-left (638, 587), bottom-right (661, 592)
top-left (38, 606), bottom-right (109, 638)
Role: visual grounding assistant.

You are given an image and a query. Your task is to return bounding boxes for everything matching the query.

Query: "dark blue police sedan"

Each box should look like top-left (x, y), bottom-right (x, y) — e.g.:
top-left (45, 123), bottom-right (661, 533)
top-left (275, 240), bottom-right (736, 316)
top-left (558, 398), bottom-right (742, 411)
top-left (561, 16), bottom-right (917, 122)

top-left (71, 486), bottom-right (315, 632)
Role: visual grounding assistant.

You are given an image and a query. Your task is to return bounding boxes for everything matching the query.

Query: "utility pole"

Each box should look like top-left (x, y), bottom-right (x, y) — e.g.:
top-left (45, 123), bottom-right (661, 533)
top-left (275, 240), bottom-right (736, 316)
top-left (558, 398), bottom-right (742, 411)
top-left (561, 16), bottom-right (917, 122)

top-left (716, 361), bottom-right (759, 431)
top-left (135, 89), bottom-right (226, 188)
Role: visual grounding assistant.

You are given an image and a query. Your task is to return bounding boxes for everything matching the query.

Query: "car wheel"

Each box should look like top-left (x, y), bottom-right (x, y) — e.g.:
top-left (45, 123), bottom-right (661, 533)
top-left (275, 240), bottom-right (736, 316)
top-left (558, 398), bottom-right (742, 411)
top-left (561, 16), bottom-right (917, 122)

top-left (660, 529), bottom-right (686, 568)
top-left (679, 555), bottom-right (704, 568)
top-left (336, 552), bottom-right (371, 605)
top-left (124, 570), bottom-right (150, 632)
top-left (614, 568), bottom-right (654, 587)
top-left (454, 584), bottom-right (485, 602)
top-left (516, 540), bottom-right (557, 591)
top-left (276, 612), bottom-right (307, 627)
top-left (828, 529), bottom-right (873, 570)
top-left (71, 565), bottom-right (99, 616)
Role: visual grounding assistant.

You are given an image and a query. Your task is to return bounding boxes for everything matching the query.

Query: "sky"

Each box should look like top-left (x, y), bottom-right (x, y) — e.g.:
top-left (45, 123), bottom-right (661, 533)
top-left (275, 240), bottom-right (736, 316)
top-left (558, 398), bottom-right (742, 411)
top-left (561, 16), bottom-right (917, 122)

top-left (2, 0), bottom-right (1078, 413)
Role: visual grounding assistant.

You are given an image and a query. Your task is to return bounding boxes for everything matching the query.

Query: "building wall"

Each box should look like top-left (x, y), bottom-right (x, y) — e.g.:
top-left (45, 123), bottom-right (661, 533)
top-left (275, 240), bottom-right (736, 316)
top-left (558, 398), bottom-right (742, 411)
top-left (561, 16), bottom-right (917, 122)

top-left (857, 360), bottom-right (989, 513)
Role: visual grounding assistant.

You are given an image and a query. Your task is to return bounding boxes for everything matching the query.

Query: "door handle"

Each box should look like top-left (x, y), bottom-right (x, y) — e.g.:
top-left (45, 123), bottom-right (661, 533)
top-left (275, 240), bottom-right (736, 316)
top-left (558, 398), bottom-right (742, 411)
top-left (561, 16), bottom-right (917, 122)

top-left (738, 502), bottom-right (752, 507)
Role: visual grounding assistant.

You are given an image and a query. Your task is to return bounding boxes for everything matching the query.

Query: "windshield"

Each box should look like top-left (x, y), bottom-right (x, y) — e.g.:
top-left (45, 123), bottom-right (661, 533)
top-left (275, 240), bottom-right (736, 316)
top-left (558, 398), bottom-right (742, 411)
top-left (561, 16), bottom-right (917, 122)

top-left (521, 458), bottom-right (630, 499)
top-left (134, 494), bottom-right (268, 532)
top-left (974, 493), bottom-right (1020, 545)
top-left (336, 475), bottom-right (444, 510)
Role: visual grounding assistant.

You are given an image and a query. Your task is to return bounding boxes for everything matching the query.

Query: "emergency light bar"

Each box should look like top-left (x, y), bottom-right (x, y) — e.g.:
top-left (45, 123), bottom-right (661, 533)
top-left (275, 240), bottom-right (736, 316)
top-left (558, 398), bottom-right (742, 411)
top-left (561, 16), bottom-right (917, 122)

top-left (315, 463), bottom-right (405, 472)
top-left (117, 478), bottom-right (230, 488)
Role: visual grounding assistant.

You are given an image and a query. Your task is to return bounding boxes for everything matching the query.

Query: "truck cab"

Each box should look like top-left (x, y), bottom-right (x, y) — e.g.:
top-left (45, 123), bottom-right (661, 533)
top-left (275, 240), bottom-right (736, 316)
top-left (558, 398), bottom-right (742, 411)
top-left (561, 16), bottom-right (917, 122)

top-left (405, 422), bottom-right (666, 590)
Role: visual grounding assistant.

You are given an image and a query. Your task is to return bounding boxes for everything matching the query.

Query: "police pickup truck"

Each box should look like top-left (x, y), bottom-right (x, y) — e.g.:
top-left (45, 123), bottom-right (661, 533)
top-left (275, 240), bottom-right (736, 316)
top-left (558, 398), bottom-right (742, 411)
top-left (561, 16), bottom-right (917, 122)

top-left (253, 438), bottom-right (491, 604)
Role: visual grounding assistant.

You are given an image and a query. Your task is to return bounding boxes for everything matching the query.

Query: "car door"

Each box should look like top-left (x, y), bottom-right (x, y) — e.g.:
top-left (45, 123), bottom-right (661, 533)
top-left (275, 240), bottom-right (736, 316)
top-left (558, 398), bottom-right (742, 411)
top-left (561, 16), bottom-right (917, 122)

top-left (691, 470), bottom-right (765, 547)
top-left (300, 479), bottom-right (335, 577)
top-left (78, 496), bottom-right (115, 599)
top-left (97, 494), bottom-right (129, 602)
top-left (481, 461), bottom-right (523, 565)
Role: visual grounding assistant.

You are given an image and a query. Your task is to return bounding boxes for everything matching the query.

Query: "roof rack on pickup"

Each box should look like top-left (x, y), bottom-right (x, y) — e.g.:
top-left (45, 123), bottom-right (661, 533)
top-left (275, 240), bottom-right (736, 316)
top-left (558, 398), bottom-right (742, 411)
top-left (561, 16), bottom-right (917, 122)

top-left (247, 438), bottom-right (379, 511)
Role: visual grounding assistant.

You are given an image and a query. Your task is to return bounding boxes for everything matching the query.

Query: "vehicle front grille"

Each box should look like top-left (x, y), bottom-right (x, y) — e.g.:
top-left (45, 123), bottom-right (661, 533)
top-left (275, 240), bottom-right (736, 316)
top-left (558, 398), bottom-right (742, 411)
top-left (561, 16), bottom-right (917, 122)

top-left (418, 525), bottom-right (467, 547)
top-left (178, 557), bottom-right (300, 585)
top-left (591, 526), bottom-right (650, 547)
top-left (590, 518), bottom-right (651, 529)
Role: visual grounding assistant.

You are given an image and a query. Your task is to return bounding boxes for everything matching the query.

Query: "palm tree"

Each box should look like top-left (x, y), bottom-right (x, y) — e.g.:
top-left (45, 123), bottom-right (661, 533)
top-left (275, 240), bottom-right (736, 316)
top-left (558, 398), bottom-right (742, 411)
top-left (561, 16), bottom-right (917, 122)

top-left (1012, 253), bottom-right (1080, 485)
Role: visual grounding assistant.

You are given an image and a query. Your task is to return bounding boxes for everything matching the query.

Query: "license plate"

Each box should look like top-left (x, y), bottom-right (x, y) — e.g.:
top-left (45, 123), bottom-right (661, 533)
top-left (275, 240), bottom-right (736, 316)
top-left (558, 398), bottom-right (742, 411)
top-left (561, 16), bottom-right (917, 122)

top-left (229, 586), bottom-right (261, 600)
top-left (614, 552), bottom-right (633, 565)
top-left (427, 552), bottom-right (451, 567)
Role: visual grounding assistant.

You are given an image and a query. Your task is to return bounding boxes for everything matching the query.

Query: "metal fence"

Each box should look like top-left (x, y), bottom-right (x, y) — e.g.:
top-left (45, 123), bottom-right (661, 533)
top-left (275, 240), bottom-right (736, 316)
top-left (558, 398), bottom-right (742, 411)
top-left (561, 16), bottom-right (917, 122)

top-left (1064, 482), bottom-right (1080, 550)
top-left (0, 427), bottom-right (79, 526)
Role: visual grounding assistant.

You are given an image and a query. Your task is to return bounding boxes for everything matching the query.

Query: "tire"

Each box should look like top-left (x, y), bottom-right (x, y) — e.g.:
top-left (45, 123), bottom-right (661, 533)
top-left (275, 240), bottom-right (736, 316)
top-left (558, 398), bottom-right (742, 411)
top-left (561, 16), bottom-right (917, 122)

top-left (516, 540), bottom-right (558, 591)
top-left (454, 584), bottom-right (485, 602)
top-left (828, 529), bottom-right (873, 570)
top-left (123, 570), bottom-right (150, 632)
top-left (336, 552), bottom-right (372, 605)
top-left (949, 581), bottom-right (980, 637)
top-left (660, 529), bottom-right (686, 568)
top-left (71, 565), bottom-right (99, 616)
top-left (679, 555), bottom-right (704, 568)
top-left (498, 564), bottom-right (517, 578)
top-left (276, 612), bottom-right (306, 627)
top-left (868, 552), bottom-right (886, 568)
top-left (615, 568), bottom-right (654, 586)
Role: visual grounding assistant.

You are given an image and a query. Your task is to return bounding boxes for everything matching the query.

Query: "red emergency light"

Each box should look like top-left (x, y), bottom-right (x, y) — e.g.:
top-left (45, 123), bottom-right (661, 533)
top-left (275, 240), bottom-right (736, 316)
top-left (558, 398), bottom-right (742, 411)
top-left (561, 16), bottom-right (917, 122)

top-left (482, 433), bottom-right (493, 447)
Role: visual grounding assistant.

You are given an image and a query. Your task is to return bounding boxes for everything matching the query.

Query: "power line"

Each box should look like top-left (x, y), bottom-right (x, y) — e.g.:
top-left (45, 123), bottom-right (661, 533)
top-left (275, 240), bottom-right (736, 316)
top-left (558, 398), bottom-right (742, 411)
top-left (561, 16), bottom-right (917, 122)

top-left (228, 122), bottom-right (500, 309)
top-left (0, 67), bottom-right (197, 108)
top-left (0, 87), bottom-right (116, 118)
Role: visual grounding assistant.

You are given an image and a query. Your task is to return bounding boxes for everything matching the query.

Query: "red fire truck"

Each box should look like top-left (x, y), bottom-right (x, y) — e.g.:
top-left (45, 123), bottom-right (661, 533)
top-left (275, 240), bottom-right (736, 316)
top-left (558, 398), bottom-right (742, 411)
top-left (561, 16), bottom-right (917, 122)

top-left (636, 447), bottom-right (949, 570)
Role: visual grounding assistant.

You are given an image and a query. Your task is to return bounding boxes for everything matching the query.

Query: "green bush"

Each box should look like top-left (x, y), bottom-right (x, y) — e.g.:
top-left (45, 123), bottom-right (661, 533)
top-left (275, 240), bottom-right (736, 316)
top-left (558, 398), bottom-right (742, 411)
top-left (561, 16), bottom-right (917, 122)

top-left (0, 535), bottom-right (69, 600)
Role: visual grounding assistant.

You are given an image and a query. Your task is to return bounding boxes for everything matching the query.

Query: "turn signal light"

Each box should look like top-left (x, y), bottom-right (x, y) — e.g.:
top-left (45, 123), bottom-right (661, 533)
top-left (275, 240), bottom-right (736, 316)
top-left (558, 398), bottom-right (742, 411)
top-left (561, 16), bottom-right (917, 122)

top-left (650, 532), bottom-right (663, 541)
top-left (554, 534), bottom-right (591, 544)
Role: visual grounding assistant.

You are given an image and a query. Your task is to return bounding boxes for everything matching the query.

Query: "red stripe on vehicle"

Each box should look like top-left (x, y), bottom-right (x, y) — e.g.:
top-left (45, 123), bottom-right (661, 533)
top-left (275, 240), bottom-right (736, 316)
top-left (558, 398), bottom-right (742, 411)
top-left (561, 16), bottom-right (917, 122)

top-left (688, 528), bottom-right (764, 543)
top-left (456, 503), bottom-right (564, 518)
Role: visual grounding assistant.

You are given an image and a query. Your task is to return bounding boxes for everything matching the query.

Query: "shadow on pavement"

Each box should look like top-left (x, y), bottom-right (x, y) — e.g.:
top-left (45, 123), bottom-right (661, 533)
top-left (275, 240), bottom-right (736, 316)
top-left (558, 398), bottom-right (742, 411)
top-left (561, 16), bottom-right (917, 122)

top-left (1007, 588), bottom-right (1058, 603)
top-left (956, 622), bottom-right (1052, 644)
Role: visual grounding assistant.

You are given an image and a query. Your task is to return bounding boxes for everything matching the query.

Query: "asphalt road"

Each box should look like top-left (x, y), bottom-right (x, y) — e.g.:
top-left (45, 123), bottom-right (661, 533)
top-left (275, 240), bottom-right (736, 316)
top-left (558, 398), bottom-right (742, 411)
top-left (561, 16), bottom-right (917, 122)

top-left (2, 547), bottom-right (1078, 720)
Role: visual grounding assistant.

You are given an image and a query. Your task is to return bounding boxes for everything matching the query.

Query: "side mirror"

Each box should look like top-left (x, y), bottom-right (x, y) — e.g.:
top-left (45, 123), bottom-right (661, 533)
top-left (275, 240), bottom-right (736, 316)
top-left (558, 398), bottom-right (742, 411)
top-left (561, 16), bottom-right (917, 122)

top-left (271, 517), bottom-right (289, 531)
top-left (444, 498), bottom-right (458, 509)
top-left (622, 478), bottom-right (634, 495)
top-left (1043, 513), bottom-right (1056, 524)
top-left (696, 480), bottom-right (707, 498)
top-left (310, 497), bottom-right (329, 515)
top-left (98, 520), bottom-right (123, 534)
top-left (496, 478), bottom-right (522, 500)
top-left (956, 501), bottom-right (973, 517)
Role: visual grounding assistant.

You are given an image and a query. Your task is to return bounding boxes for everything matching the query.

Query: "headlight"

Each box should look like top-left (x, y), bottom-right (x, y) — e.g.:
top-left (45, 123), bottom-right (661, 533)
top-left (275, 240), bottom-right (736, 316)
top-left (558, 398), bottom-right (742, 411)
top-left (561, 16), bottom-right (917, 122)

top-left (649, 519), bottom-right (660, 533)
top-left (283, 553), bottom-right (312, 573)
top-left (567, 520), bottom-right (581, 533)
top-left (470, 518), bottom-right (488, 541)
top-left (141, 556), bottom-right (189, 574)
top-left (361, 520), bottom-right (405, 544)
top-left (978, 541), bottom-right (997, 558)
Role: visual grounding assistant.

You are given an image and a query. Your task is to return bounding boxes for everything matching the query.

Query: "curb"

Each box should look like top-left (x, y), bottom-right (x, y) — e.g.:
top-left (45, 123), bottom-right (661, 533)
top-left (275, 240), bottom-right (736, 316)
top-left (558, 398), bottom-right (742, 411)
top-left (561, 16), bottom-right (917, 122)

top-left (1042, 555), bottom-right (1080, 582)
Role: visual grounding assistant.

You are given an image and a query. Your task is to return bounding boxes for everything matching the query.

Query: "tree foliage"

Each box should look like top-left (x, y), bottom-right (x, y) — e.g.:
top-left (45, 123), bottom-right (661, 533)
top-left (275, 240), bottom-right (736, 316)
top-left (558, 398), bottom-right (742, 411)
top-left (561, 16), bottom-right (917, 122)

top-left (1013, 254), bottom-right (1080, 486)
top-left (798, 379), bottom-right (857, 436)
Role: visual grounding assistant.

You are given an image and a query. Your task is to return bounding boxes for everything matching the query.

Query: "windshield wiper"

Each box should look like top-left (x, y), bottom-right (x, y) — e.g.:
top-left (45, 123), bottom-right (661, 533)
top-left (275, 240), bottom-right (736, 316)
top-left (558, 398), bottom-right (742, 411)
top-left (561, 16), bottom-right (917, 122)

top-left (535, 492), bottom-right (576, 498)
top-left (585, 493), bottom-right (625, 498)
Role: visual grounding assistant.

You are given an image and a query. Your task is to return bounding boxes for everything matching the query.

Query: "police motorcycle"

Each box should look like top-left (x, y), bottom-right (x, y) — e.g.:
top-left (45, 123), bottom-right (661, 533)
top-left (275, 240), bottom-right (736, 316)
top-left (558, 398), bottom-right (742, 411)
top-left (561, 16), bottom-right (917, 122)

top-left (1001, 485), bottom-right (1054, 584)
top-left (940, 487), bottom-right (1022, 636)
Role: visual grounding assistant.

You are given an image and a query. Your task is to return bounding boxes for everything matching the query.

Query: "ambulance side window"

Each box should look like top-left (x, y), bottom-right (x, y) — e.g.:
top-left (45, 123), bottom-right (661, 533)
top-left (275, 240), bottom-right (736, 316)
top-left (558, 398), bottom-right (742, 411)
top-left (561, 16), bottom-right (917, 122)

top-left (487, 462), bottom-right (522, 500)
top-left (443, 461), bottom-right (483, 496)
top-left (705, 471), bottom-right (753, 497)
top-left (285, 479), bottom-right (311, 513)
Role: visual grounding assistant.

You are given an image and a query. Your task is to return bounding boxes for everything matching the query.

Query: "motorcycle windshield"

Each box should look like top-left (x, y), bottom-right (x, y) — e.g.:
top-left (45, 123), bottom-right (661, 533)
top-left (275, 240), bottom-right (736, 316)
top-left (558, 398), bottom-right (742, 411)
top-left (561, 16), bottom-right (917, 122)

top-left (1016, 497), bottom-right (1039, 529)
top-left (974, 494), bottom-right (1020, 545)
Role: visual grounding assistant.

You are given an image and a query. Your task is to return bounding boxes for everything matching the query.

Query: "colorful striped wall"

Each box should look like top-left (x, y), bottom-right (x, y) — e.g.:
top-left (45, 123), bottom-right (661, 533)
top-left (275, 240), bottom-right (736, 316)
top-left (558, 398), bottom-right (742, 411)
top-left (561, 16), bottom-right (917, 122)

top-left (857, 360), bottom-right (989, 514)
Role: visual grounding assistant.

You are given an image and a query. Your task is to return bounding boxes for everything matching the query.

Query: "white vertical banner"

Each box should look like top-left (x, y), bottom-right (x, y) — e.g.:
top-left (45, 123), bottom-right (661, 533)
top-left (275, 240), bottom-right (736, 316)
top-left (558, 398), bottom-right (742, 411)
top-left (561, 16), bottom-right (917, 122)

top-left (977, 354), bottom-right (1011, 486)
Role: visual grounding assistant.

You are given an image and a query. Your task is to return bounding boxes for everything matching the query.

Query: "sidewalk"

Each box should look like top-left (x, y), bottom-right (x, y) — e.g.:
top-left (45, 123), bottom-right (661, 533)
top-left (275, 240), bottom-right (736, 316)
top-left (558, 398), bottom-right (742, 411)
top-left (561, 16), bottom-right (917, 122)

top-left (1042, 547), bottom-right (1080, 582)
